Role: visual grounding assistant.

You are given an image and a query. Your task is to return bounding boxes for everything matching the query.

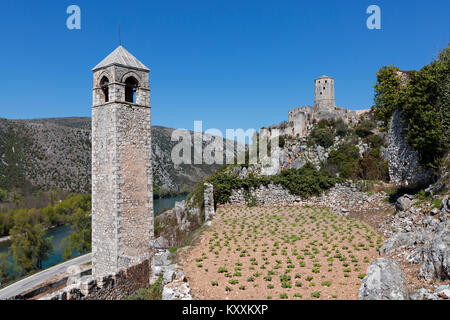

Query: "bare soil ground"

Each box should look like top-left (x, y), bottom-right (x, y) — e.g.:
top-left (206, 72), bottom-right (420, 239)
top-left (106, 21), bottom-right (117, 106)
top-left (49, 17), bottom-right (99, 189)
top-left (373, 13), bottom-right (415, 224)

top-left (178, 205), bottom-right (383, 300)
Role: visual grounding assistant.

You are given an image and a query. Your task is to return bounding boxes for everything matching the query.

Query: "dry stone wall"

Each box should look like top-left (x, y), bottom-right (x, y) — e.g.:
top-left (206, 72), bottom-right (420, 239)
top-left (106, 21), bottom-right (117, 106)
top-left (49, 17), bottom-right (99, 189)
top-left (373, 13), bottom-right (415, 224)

top-left (227, 181), bottom-right (389, 216)
top-left (228, 183), bottom-right (300, 206)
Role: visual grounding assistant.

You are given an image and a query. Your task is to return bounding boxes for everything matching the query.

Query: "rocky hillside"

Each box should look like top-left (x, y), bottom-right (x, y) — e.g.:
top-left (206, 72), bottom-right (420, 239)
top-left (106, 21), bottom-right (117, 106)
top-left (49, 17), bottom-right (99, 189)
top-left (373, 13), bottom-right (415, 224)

top-left (0, 117), bottom-right (228, 194)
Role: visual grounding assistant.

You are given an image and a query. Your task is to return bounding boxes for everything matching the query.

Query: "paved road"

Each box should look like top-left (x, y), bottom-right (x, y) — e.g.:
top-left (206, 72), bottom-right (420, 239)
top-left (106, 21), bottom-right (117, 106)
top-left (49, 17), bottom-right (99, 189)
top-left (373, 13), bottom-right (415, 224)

top-left (0, 253), bottom-right (91, 299)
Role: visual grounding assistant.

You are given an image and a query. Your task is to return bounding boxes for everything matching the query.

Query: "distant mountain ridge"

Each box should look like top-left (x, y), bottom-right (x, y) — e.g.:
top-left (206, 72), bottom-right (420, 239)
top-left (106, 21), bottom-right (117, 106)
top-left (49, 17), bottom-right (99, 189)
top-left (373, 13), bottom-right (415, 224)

top-left (0, 117), bottom-right (226, 194)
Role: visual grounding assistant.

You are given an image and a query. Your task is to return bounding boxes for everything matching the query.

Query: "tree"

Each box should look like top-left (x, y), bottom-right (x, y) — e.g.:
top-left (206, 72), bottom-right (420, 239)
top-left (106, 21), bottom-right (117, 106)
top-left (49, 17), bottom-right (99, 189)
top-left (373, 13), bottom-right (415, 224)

top-left (372, 46), bottom-right (449, 169)
top-left (12, 193), bottom-right (22, 206)
top-left (401, 47), bottom-right (449, 168)
top-left (43, 206), bottom-right (59, 226)
top-left (9, 210), bottom-right (53, 272)
top-left (62, 208), bottom-right (91, 260)
top-left (0, 188), bottom-right (8, 202)
top-left (33, 224), bottom-right (53, 270)
top-left (372, 65), bottom-right (403, 126)
top-left (0, 253), bottom-right (10, 284)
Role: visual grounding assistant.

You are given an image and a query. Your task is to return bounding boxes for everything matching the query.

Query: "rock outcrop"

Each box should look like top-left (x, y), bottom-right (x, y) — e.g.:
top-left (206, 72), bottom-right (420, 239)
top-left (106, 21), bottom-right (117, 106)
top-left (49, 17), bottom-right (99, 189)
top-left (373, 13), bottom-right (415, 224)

top-left (378, 193), bottom-right (449, 299)
top-left (418, 222), bottom-right (450, 281)
top-left (416, 198), bottom-right (449, 281)
top-left (151, 246), bottom-right (192, 300)
top-left (162, 272), bottom-right (192, 300)
top-left (410, 286), bottom-right (450, 300)
top-left (387, 109), bottom-right (433, 189)
top-left (358, 258), bottom-right (409, 300)
top-left (395, 194), bottom-right (415, 212)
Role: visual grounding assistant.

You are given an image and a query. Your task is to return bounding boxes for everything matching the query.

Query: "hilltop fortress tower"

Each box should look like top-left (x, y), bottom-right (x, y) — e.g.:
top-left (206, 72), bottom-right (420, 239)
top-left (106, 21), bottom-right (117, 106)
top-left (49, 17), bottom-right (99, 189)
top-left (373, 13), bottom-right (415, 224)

top-left (267, 75), bottom-right (360, 139)
top-left (91, 46), bottom-right (153, 278)
top-left (314, 75), bottom-right (335, 112)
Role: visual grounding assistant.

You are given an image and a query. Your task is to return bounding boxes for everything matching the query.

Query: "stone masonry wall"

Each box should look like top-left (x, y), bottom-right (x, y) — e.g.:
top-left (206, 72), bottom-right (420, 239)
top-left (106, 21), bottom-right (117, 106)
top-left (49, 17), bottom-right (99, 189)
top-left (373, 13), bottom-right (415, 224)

top-left (92, 103), bottom-right (154, 278)
top-left (39, 259), bottom-right (151, 300)
top-left (91, 104), bottom-right (118, 277)
top-left (204, 183), bottom-right (215, 221)
top-left (115, 104), bottom-right (153, 270)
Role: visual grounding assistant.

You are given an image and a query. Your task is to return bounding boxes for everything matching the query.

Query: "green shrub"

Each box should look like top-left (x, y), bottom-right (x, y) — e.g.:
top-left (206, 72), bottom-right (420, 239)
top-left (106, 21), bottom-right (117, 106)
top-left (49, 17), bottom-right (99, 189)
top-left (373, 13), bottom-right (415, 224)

top-left (279, 135), bottom-right (286, 148)
top-left (316, 119), bottom-right (335, 128)
top-left (127, 275), bottom-right (163, 300)
top-left (310, 127), bottom-right (335, 148)
top-left (322, 143), bottom-right (359, 179)
top-left (355, 120), bottom-right (376, 138)
top-left (169, 246), bottom-right (179, 253)
top-left (364, 134), bottom-right (384, 148)
top-left (201, 162), bottom-right (336, 206)
top-left (356, 149), bottom-right (389, 182)
top-left (272, 163), bottom-right (336, 198)
top-left (431, 198), bottom-right (442, 209)
top-left (335, 119), bottom-right (349, 137)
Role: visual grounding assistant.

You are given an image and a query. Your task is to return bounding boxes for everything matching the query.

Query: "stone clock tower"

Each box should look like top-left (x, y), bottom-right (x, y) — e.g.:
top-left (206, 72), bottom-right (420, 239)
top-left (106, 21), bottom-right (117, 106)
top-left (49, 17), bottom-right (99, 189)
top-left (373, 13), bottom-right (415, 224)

top-left (91, 46), bottom-right (153, 278)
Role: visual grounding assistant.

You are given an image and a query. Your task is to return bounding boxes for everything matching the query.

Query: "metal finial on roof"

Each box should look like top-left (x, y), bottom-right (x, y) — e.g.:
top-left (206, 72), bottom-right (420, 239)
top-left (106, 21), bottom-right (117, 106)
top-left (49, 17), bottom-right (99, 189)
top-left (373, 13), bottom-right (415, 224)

top-left (118, 24), bottom-right (121, 46)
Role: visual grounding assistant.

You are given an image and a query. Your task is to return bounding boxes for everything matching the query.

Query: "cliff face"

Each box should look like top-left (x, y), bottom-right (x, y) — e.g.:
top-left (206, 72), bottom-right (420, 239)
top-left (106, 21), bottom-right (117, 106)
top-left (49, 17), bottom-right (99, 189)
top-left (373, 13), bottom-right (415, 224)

top-left (387, 109), bottom-right (434, 189)
top-left (0, 117), bottom-right (224, 194)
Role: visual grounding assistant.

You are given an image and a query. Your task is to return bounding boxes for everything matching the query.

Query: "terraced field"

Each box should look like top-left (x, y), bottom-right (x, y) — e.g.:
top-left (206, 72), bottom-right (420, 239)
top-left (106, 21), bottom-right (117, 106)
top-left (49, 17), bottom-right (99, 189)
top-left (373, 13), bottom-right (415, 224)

top-left (181, 205), bottom-right (383, 300)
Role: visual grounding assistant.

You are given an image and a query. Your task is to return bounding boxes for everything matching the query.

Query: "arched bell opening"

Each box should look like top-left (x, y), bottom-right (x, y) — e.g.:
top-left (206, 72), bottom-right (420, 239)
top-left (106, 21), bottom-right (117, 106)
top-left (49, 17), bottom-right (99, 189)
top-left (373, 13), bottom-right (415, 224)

top-left (125, 77), bottom-right (138, 103)
top-left (100, 76), bottom-right (110, 103)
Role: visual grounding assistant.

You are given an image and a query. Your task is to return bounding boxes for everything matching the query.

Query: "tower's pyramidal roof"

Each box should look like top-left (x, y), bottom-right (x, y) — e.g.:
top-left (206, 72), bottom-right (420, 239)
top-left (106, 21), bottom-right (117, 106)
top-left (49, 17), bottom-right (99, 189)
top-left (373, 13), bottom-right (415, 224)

top-left (93, 46), bottom-right (149, 71)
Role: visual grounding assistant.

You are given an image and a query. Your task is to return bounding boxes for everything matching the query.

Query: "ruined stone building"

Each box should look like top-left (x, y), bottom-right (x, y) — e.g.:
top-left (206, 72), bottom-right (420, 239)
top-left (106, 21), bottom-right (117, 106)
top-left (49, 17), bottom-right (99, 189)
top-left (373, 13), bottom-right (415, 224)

top-left (265, 75), bottom-right (360, 139)
top-left (91, 46), bottom-right (154, 279)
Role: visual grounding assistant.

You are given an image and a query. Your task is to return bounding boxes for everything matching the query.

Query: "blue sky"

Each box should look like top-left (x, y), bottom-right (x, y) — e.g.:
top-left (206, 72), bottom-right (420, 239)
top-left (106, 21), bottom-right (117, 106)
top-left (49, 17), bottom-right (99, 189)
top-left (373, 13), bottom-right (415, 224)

top-left (0, 0), bottom-right (448, 133)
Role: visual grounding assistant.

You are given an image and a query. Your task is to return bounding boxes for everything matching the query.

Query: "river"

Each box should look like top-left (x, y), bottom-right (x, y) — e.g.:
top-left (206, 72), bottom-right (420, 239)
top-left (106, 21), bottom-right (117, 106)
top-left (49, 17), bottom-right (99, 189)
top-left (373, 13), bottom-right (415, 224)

top-left (153, 194), bottom-right (187, 215)
top-left (0, 194), bottom-right (187, 278)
